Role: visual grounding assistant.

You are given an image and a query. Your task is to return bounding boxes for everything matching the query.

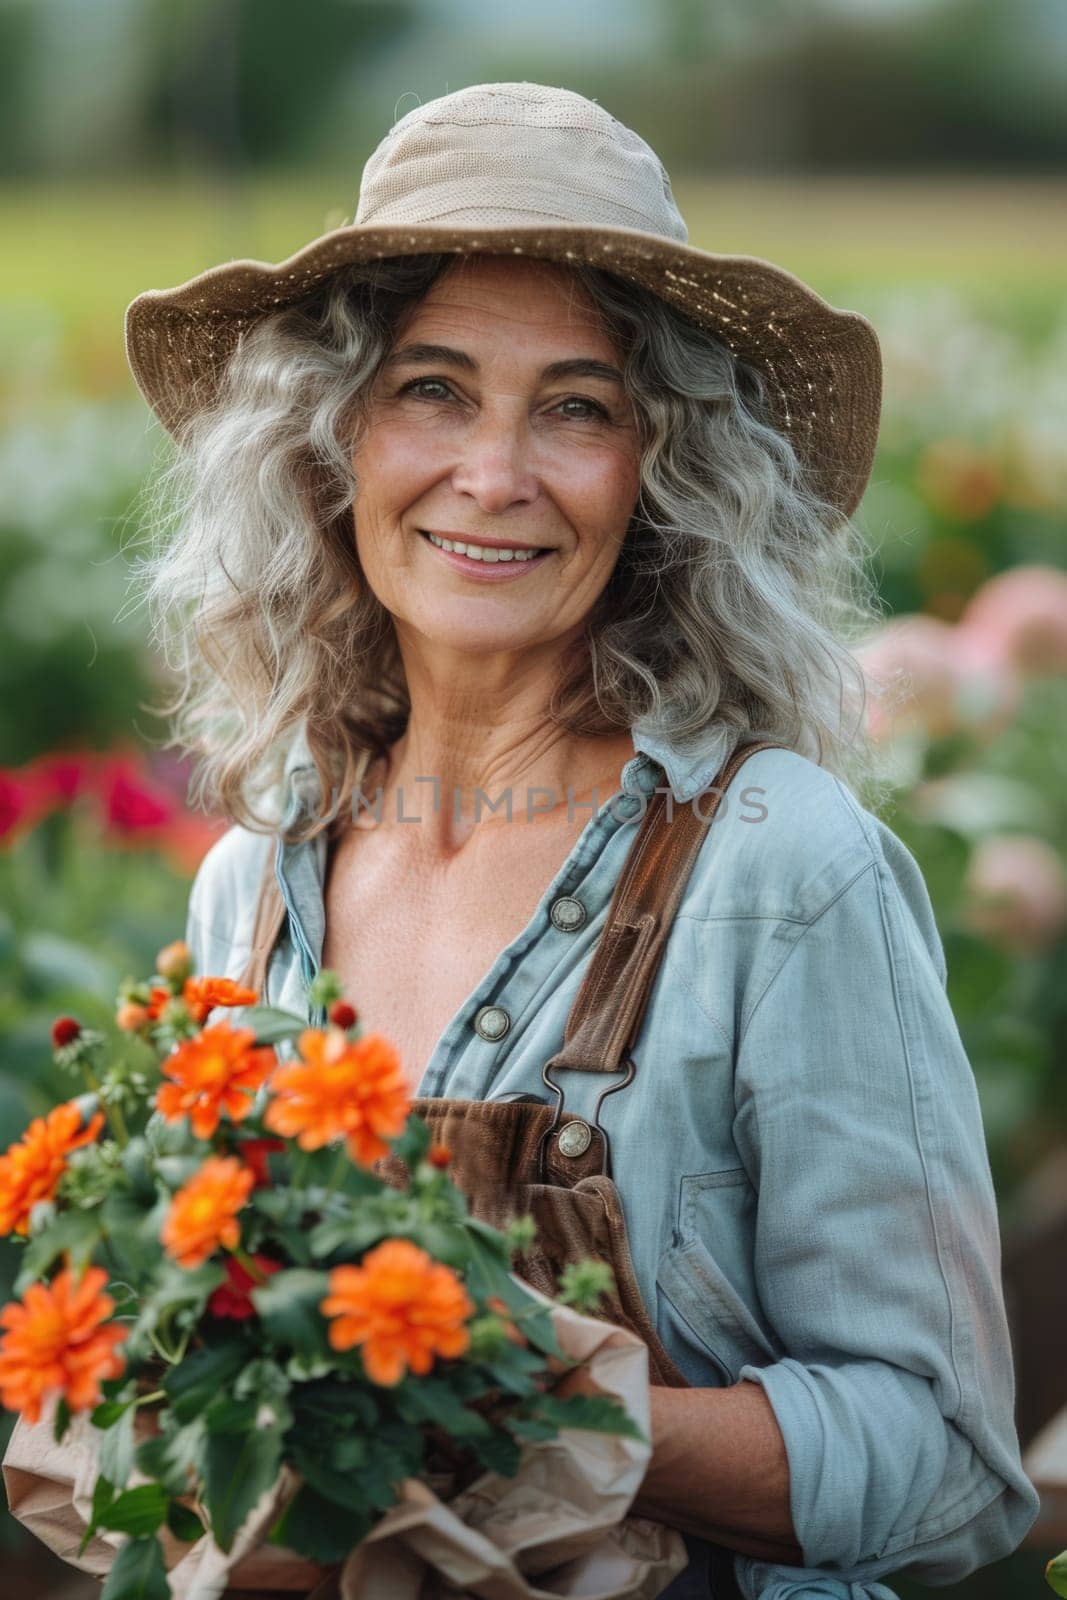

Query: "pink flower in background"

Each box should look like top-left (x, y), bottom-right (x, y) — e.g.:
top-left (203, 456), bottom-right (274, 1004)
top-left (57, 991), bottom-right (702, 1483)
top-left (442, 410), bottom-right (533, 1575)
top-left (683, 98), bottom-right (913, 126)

top-left (956, 565), bottom-right (1067, 679)
top-left (950, 627), bottom-right (1024, 741)
top-left (963, 835), bottom-right (1067, 956)
top-left (855, 614), bottom-right (962, 740)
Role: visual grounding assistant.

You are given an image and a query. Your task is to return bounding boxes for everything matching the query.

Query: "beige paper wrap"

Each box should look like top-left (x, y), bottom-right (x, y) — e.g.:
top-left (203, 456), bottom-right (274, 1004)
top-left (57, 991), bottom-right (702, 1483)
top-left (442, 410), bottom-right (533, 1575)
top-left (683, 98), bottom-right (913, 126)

top-left (2, 1277), bottom-right (689, 1600)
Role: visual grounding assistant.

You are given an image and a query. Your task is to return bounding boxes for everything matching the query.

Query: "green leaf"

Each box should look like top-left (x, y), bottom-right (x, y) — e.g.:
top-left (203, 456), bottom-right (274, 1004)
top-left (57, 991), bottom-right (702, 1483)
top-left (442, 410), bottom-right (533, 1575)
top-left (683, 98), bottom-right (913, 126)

top-left (78, 1474), bottom-right (116, 1556)
top-left (476, 1341), bottom-right (550, 1398)
top-left (165, 1500), bottom-right (204, 1546)
top-left (119, 1138), bottom-right (156, 1203)
top-left (391, 1377), bottom-right (492, 1441)
top-left (519, 1392), bottom-right (646, 1442)
top-left (464, 1236), bottom-right (561, 1360)
top-left (53, 1395), bottom-right (72, 1443)
top-left (1047, 1550), bottom-right (1067, 1599)
top-left (135, 1417), bottom-right (205, 1498)
top-left (268, 1482), bottom-right (370, 1564)
top-left (468, 1427), bottom-right (522, 1476)
top-left (15, 1209), bottom-right (101, 1293)
top-left (97, 1483), bottom-right (169, 1538)
top-left (240, 1004), bottom-right (309, 1045)
top-left (98, 1397), bottom-right (138, 1489)
top-left (91, 1396), bottom-right (134, 1430)
top-left (250, 1268), bottom-right (331, 1358)
top-left (99, 1534), bottom-right (169, 1600)
top-left (406, 1221), bottom-right (472, 1269)
top-left (288, 1445), bottom-right (375, 1514)
top-left (390, 1111), bottom-right (431, 1170)
top-left (202, 1420), bottom-right (283, 1553)
top-left (163, 1337), bottom-right (248, 1424)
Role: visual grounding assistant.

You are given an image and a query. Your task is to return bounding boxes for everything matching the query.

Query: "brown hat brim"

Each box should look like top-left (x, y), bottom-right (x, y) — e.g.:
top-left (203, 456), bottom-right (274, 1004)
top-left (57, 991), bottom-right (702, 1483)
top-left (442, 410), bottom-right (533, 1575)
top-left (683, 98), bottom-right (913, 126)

top-left (124, 220), bottom-right (881, 519)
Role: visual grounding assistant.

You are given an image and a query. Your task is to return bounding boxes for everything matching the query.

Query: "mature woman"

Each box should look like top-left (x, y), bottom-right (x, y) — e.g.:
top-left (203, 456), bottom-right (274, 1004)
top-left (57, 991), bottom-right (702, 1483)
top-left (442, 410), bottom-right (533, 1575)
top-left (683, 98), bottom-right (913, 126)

top-left (125, 82), bottom-right (1038, 1600)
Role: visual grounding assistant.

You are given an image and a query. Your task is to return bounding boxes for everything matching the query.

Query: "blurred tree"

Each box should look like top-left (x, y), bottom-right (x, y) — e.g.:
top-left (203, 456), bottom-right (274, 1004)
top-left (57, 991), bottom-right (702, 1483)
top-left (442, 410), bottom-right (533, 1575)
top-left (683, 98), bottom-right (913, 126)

top-left (0, 0), bottom-right (421, 178)
top-left (153, 0), bottom-right (420, 174)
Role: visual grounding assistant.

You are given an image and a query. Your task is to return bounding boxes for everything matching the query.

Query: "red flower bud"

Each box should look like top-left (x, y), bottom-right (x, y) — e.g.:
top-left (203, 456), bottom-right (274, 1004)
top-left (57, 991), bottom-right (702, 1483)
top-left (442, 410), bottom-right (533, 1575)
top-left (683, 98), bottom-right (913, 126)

top-left (428, 1142), bottom-right (452, 1169)
top-left (51, 1016), bottom-right (82, 1050)
top-left (328, 1000), bottom-right (358, 1030)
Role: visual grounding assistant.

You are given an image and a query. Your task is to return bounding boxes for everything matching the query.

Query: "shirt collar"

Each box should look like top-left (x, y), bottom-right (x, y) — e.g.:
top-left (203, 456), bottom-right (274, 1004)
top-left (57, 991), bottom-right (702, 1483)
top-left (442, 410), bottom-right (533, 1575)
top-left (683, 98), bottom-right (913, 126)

top-left (278, 718), bottom-right (733, 829)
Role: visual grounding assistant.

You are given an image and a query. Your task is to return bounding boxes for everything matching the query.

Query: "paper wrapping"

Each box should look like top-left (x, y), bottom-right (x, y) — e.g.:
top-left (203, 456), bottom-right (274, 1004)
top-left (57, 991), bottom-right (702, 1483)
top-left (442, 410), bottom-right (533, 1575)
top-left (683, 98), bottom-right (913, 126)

top-left (2, 1276), bottom-right (689, 1600)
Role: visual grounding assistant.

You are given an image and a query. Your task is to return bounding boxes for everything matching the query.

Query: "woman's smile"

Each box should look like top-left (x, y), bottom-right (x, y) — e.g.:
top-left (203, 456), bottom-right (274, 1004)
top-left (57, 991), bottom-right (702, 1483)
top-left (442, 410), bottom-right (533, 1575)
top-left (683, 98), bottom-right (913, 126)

top-left (417, 527), bottom-right (554, 581)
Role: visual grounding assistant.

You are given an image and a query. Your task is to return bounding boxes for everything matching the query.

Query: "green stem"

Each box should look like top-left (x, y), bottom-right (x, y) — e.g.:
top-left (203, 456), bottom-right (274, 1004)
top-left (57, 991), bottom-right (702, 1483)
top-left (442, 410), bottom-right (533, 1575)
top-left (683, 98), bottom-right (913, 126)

top-left (323, 1142), bottom-right (350, 1199)
top-left (133, 1389), bottom-right (165, 1409)
top-left (80, 1062), bottom-right (130, 1148)
top-left (231, 1246), bottom-right (270, 1283)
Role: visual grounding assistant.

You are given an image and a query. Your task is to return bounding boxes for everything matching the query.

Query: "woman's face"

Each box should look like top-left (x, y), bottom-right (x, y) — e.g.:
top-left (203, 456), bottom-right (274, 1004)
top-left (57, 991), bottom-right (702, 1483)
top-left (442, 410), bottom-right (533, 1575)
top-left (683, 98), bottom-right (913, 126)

top-left (350, 255), bottom-right (641, 659)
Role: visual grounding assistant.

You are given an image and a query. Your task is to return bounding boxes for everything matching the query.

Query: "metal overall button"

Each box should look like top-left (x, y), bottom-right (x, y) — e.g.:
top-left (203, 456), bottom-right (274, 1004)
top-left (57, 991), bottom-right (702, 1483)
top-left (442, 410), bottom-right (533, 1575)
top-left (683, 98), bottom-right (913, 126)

top-left (474, 1005), bottom-right (511, 1042)
top-left (557, 1119), bottom-right (593, 1158)
top-left (549, 896), bottom-right (587, 932)
top-left (537, 1052), bottom-right (637, 1180)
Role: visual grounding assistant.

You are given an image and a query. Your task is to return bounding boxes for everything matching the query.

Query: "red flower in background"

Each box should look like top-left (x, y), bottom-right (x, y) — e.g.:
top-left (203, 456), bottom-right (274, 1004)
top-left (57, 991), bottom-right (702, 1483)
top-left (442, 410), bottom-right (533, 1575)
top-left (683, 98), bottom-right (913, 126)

top-left (2, 745), bottom-right (227, 874)
top-left (238, 1138), bottom-right (285, 1189)
top-left (207, 1253), bottom-right (282, 1320)
top-left (0, 770), bottom-right (31, 844)
top-left (98, 756), bottom-right (175, 836)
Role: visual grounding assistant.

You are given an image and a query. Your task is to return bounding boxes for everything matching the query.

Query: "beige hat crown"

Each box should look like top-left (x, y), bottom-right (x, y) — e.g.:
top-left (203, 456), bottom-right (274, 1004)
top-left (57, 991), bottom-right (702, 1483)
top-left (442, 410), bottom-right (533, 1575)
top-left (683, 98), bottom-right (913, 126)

top-left (124, 80), bottom-right (881, 519)
top-left (354, 82), bottom-right (689, 241)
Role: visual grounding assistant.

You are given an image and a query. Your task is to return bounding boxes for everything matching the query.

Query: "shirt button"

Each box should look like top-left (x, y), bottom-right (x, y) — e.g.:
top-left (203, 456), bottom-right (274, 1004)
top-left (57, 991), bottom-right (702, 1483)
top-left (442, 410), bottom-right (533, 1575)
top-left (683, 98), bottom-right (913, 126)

top-left (474, 1004), bottom-right (511, 1042)
top-left (558, 1120), bottom-right (593, 1157)
top-left (550, 895), bottom-right (587, 932)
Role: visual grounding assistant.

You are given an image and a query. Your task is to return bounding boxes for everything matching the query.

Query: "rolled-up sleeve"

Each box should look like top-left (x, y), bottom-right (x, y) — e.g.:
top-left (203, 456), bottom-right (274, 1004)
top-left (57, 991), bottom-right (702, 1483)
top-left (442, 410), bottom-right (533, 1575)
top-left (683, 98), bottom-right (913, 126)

top-left (728, 825), bottom-right (1039, 1598)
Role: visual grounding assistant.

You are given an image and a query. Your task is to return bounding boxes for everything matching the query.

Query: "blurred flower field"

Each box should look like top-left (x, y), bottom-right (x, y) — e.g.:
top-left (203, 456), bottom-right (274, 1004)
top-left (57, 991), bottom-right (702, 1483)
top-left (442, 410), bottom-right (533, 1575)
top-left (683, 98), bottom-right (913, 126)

top-left (1, 179), bottom-right (1065, 1589)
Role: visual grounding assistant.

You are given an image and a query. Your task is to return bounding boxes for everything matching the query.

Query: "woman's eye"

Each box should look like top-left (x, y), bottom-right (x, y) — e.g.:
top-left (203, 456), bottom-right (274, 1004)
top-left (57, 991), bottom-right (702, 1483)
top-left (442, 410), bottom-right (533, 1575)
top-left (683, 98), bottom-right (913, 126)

top-left (556, 396), bottom-right (609, 421)
top-left (400, 377), bottom-right (452, 401)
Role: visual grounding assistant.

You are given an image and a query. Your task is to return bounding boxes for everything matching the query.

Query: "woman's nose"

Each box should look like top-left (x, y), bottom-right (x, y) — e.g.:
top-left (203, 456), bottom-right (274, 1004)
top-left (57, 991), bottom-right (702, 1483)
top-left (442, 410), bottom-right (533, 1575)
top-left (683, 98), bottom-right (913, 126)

top-left (449, 410), bottom-right (539, 512)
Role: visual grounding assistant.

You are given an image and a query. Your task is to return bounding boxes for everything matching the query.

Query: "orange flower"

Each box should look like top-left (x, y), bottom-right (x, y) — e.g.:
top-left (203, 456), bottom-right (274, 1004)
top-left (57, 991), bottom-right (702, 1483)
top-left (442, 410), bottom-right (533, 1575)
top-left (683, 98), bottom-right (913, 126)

top-left (156, 1023), bottom-right (276, 1140)
top-left (263, 1028), bottom-right (410, 1166)
top-left (143, 984), bottom-right (174, 1023)
top-left (0, 1103), bottom-right (106, 1237)
top-left (116, 1001), bottom-right (151, 1032)
top-left (181, 977), bottom-right (259, 1025)
top-left (0, 1265), bottom-right (126, 1424)
top-left (161, 1156), bottom-right (254, 1269)
top-left (320, 1239), bottom-right (473, 1386)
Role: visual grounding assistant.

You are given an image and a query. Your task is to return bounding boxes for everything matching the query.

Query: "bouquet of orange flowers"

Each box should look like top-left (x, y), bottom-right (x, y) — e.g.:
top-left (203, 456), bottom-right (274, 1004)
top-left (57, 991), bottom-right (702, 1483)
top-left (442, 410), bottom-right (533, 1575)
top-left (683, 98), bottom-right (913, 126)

top-left (0, 942), bottom-right (649, 1600)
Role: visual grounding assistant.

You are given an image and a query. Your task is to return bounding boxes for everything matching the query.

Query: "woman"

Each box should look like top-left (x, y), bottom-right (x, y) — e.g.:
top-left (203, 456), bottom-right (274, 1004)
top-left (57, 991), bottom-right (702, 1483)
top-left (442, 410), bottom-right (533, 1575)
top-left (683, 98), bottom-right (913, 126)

top-left (126, 83), bottom-right (1038, 1600)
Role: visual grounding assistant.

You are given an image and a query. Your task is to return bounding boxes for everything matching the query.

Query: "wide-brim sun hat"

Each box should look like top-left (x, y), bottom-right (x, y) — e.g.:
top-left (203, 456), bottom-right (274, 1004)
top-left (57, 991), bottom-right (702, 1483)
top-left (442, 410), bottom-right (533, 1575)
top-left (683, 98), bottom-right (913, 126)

top-left (124, 80), bottom-right (881, 520)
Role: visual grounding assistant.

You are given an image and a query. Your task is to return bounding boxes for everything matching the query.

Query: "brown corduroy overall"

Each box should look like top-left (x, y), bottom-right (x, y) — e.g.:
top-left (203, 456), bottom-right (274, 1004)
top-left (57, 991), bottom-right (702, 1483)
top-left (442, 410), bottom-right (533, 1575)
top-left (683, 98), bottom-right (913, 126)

top-left (231, 738), bottom-right (784, 1600)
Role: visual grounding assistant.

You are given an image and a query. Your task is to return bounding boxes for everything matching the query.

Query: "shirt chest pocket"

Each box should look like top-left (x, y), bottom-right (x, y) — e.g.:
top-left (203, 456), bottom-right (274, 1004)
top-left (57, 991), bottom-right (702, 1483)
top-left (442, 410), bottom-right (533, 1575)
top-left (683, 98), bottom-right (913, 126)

top-left (656, 1169), bottom-right (786, 1385)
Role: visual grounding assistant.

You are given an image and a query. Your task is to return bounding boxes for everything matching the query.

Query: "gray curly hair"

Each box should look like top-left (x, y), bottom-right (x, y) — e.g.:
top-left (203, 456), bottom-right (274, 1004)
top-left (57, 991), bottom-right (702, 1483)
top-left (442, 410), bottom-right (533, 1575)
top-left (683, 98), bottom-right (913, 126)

top-left (129, 251), bottom-right (886, 841)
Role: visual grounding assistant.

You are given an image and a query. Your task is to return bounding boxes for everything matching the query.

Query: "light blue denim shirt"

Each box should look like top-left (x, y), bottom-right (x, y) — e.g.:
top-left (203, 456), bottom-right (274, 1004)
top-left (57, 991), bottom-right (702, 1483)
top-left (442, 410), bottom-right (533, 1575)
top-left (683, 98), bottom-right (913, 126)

top-left (183, 725), bottom-right (1039, 1600)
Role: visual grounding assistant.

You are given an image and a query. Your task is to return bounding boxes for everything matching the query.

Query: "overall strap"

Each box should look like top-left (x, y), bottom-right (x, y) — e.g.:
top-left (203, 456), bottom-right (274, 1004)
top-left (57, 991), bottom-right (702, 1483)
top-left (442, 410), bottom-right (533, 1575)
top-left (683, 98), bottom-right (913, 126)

top-left (541, 738), bottom-right (785, 1079)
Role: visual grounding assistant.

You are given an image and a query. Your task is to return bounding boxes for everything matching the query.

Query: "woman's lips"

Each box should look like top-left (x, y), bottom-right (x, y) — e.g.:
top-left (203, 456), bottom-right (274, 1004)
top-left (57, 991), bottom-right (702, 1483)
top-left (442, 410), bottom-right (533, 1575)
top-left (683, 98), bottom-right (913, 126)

top-left (419, 530), bottom-right (553, 580)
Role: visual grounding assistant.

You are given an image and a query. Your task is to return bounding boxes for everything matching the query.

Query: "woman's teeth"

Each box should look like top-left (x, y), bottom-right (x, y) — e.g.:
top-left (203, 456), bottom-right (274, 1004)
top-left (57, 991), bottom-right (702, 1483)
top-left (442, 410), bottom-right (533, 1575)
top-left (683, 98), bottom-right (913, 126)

top-left (423, 531), bottom-right (545, 563)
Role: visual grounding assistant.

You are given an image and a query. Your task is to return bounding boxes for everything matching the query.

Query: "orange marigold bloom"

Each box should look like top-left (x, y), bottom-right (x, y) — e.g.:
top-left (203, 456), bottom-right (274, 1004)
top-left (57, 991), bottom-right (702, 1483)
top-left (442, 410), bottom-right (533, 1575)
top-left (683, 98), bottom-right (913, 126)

top-left (161, 1156), bottom-right (254, 1269)
top-left (263, 1028), bottom-right (410, 1167)
top-left (320, 1238), bottom-right (474, 1386)
top-left (181, 977), bottom-right (259, 1025)
top-left (0, 1103), bottom-right (106, 1237)
top-left (155, 1023), bottom-right (276, 1140)
top-left (0, 1265), bottom-right (126, 1424)
top-left (143, 984), bottom-right (173, 1023)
